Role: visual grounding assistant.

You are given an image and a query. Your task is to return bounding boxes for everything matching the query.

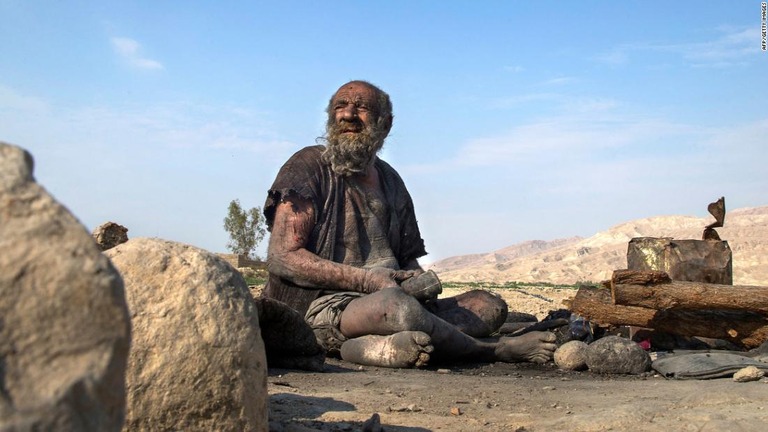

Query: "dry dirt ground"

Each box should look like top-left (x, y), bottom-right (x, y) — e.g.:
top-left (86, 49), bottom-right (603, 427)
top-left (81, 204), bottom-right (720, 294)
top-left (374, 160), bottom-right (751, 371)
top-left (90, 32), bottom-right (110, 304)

top-left (267, 287), bottom-right (768, 432)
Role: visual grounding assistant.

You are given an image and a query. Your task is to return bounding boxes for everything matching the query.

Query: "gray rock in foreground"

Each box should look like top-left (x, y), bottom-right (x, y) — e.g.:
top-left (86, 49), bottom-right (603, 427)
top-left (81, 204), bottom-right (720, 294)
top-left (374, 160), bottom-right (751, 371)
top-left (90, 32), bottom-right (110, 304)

top-left (585, 336), bottom-right (651, 374)
top-left (0, 142), bottom-right (131, 431)
top-left (106, 238), bottom-right (268, 431)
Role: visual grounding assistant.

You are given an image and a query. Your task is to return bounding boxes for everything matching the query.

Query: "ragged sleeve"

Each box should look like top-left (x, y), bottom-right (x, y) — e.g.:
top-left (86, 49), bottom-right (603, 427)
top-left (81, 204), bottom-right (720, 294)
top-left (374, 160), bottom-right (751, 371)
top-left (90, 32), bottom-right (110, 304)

top-left (264, 145), bottom-right (328, 231)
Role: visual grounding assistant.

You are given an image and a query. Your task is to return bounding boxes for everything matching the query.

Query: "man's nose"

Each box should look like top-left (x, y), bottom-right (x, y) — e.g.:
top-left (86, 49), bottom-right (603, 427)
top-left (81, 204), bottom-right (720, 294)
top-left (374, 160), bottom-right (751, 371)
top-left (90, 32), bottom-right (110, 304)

top-left (340, 104), bottom-right (358, 119)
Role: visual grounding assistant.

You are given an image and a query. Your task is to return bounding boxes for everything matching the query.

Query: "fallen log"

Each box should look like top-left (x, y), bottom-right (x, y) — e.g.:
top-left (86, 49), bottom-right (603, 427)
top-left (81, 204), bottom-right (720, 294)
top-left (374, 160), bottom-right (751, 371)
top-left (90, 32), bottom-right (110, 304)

top-left (570, 286), bottom-right (768, 348)
top-left (610, 270), bottom-right (768, 315)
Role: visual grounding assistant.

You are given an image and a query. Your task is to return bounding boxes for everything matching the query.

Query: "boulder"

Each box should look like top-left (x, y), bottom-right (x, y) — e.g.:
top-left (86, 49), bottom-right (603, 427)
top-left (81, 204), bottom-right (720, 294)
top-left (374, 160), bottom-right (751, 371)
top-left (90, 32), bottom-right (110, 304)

top-left (554, 340), bottom-right (589, 371)
top-left (0, 142), bottom-right (131, 431)
top-left (92, 221), bottom-right (129, 251)
top-left (585, 336), bottom-right (651, 374)
top-left (106, 238), bottom-right (268, 431)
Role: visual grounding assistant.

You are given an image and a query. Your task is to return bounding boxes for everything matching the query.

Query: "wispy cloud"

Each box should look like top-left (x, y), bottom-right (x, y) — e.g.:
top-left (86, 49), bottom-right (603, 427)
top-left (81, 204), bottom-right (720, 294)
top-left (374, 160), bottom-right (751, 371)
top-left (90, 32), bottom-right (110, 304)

top-left (111, 37), bottom-right (164, 70)
top-left (0, 84), bottom-right (300, 256)
top-left (489, 92), bottom-right (559, 109)
top-left (455, 116), bottom-right (705, 168)
top-left (503, 65), bottom-right (525, 73)
top-left (403, 96), bottom-right (714, 174)
top-left (0, 85), bottom-right (295, 161)
top-left (0, 85), bottom-right (49, 112)
top-left (540, 76), bottom-right (577, 86)
top-left (405, 101), bottom-right (766, 260)
top-left (594, 26), bottom-right (758, 68)
top-left (593, 49), bottom-right (629, 66)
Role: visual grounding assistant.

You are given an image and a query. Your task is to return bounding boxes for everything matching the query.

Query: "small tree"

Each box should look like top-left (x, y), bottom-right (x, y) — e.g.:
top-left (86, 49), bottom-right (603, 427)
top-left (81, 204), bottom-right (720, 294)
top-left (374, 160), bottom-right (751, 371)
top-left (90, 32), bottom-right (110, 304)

top-left (223, 199), bottom-right (266, 259)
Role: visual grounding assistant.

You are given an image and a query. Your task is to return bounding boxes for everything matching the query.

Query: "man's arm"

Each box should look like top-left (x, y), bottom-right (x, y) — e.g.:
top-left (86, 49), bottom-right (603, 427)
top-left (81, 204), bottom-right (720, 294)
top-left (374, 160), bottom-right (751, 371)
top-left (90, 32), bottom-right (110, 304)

top-left (266, 196), bottom-right (413, 293)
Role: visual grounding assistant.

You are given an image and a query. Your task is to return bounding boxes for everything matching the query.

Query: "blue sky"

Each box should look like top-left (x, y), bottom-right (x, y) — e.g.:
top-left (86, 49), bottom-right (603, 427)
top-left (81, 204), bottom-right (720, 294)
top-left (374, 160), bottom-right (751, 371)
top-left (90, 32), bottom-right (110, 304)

top-left (2, 1), bottom-right (766, 264)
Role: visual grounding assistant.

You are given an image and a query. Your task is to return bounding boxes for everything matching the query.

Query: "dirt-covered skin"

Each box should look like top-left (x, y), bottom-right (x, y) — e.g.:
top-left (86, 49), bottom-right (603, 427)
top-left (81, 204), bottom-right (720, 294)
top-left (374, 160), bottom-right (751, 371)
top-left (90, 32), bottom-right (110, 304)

top-left (340, 331), bottom-right (433, 368)
top-left (340, 287), bottom-right (556, 366)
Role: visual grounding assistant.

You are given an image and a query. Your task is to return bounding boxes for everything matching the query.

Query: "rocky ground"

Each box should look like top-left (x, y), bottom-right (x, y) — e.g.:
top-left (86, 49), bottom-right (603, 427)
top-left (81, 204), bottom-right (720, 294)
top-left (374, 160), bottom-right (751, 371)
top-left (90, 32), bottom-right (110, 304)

top-left (268, 358), bottom-right (768, 432)
top-left (267, 286), bottom-right (768, 432)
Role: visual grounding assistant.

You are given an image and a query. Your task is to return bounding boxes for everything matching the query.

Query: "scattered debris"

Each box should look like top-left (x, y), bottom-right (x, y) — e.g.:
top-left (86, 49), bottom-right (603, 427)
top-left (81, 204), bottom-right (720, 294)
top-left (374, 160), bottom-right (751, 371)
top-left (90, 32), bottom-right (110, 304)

top-left (388, 404), bottom-right (421, 413)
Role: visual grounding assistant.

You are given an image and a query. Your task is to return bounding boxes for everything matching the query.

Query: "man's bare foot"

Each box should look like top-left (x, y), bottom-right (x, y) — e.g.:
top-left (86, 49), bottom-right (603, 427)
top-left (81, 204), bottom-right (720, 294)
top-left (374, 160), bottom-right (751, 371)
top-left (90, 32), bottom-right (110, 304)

top-left (494, 331), bottom-right (557, 364)
top-left (340, 331), bottom-right (434, 368)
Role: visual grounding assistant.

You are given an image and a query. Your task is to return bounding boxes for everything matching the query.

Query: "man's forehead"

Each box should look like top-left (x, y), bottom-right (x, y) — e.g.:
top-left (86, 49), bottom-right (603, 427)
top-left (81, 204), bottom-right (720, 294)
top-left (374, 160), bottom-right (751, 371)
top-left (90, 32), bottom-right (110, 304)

top-left (332, 82), bottom-right (377, 102)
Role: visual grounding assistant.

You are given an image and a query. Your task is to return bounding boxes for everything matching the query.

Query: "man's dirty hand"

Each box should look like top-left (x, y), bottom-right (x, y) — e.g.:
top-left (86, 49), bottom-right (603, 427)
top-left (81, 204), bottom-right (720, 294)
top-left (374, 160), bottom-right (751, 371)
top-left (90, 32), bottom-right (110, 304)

top-left (362, 267), bottom-right (418, 293)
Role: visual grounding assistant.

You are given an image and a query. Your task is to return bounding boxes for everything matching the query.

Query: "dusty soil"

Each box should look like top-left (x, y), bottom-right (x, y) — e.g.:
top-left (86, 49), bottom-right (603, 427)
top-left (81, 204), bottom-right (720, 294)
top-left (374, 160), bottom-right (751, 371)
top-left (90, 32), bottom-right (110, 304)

top-left (267, 287), bottom-right (768, 432)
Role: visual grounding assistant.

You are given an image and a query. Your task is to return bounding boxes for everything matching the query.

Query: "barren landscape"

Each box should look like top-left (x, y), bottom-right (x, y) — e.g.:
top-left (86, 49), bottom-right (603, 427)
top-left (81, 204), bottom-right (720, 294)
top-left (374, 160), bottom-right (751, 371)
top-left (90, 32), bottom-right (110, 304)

top-left (430, 206), bottom-right (768, 287)
top-left (267, 207), bottom-right (768, 431)
top-left (268, 285), bottom-right (768, 432)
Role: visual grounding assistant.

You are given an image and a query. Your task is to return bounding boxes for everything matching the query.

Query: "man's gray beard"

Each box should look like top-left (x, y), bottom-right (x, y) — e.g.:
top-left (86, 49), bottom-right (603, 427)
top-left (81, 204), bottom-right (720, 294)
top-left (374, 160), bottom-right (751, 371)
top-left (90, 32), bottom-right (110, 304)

top-left (321, 125), bottom-right (386, 176)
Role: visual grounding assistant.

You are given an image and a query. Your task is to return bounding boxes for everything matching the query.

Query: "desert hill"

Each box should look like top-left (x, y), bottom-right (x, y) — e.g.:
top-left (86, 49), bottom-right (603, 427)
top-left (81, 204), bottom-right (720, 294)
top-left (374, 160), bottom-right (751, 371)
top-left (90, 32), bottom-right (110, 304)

top-left (430, 206), bottom-right (768, 286)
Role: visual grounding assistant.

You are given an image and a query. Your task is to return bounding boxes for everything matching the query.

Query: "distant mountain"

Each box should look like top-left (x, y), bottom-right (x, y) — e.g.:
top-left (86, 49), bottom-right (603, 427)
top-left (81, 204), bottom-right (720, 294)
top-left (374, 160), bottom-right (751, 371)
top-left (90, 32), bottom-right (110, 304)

top-left (430, 206), bottom-right (768, 286)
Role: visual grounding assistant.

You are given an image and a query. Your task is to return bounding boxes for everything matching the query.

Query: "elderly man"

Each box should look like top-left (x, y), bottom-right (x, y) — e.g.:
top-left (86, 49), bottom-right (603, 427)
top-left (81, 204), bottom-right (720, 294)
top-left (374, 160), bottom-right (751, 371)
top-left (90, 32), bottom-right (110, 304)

top-left (263, 80), bottom-right (556, 368)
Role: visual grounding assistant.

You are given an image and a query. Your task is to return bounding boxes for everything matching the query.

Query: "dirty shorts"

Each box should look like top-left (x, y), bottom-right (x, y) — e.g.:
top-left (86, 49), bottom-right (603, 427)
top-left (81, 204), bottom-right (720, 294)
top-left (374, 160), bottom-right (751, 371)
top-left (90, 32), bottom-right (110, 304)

top-left (304, 291), bottom-right (366, 355)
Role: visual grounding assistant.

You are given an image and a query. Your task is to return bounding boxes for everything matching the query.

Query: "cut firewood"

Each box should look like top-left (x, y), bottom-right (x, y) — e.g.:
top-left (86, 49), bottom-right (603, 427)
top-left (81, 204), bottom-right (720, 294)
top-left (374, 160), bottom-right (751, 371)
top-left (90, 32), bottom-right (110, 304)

top-left (570, 286), bottom-right (768, 348)
top-left (610, 270), bottom-right (768, 315)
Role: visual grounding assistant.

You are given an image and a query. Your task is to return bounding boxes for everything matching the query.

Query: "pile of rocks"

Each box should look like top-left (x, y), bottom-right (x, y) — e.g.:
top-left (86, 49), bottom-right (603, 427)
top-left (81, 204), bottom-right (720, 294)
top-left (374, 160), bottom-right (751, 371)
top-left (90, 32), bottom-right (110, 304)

top-left (554, 337), bottom-right (650, 374)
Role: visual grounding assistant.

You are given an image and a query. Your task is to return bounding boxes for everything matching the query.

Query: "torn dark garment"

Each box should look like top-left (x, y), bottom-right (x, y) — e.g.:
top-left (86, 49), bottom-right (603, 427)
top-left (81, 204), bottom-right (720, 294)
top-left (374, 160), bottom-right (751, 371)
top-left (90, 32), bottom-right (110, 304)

top-left (263, 145), bottom-right (427, 315)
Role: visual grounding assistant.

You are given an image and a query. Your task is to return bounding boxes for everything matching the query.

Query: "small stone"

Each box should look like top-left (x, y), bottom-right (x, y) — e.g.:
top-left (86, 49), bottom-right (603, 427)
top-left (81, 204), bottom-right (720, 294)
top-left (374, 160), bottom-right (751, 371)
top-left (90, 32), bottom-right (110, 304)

top-left (437, 368), bottom-right (451, 374)
top-left (389, 404), bottom-right (421, 412)
top-left (554, 340), bottom-right (589, 371)
top-left (450, 406), bottom-right (462, 416)
top-left (733, 366), bottom-right (765, 382)
top-left (92, 221), bottom-right (129, 250)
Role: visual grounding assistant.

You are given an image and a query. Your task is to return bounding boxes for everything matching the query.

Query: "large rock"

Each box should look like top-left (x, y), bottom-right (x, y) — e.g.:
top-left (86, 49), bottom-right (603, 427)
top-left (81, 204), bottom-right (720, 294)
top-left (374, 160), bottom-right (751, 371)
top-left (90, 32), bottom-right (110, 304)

top-left (0, 142), bottom-right (131, 430)
top-left (105, 238), bottom-right (268, 431)
top-left (585, 336), bottom-right (651, 374)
